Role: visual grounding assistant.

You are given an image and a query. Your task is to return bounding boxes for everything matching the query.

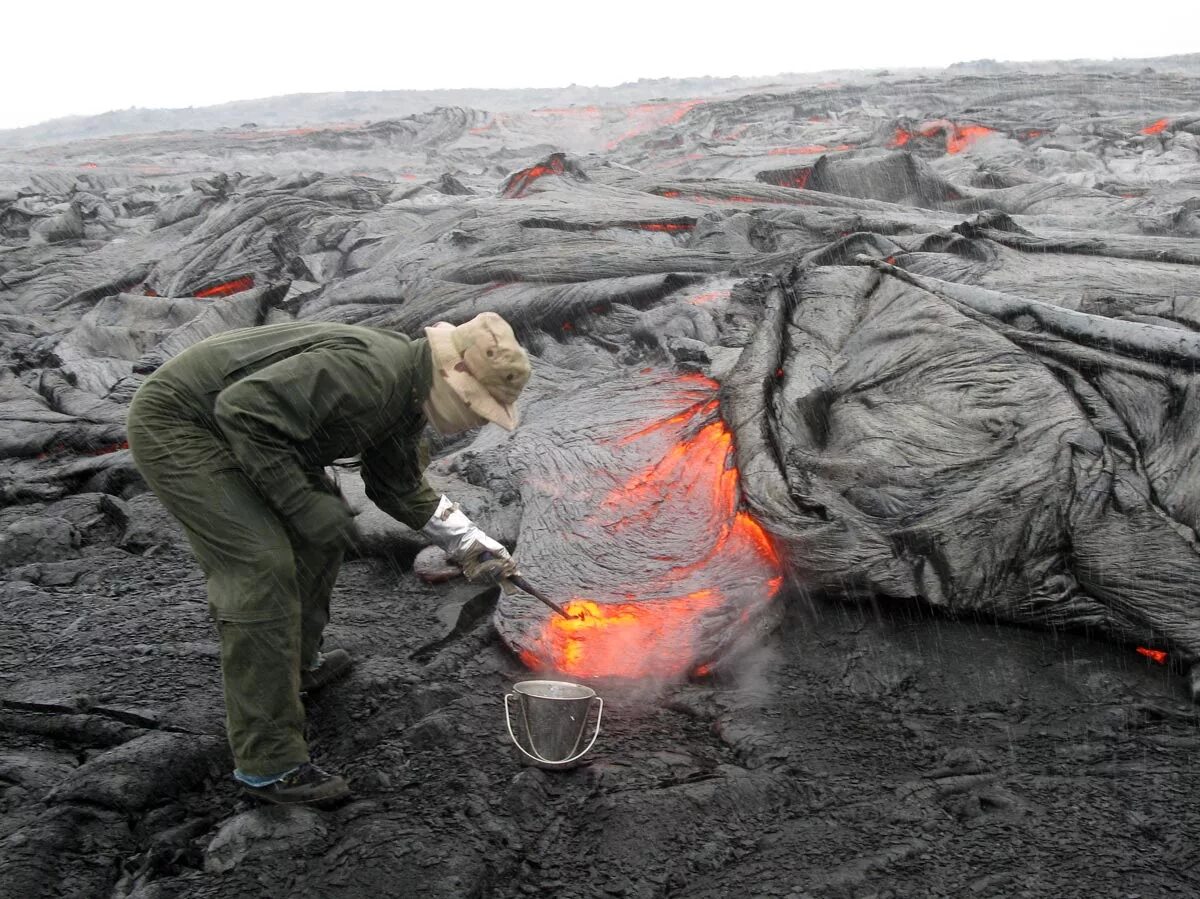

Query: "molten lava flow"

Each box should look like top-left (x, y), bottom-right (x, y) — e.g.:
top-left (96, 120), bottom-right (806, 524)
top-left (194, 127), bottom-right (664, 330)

top-left (758, 168), bottom-right (813, 191)
top-left (604, 100), bottom-right (704, 150)
top-left (688, 289), bottom-right (732, 305)
top-left (1141, 118), bottom-right (1170, 135)
top-left (1136, 646), bottom-right (1168, 665)
top-left (519, 379), bottom-right (782, 679)
top-left (533, 592), bottom-right (727, 679)
top-left (946, 125), bottom-right (994, 154)
top-left (195, 276), bottom-right (255, 298)
top-left (502, 154), bottom-right (567, 198)
top-left (889, 121), bottom-right (994, 154)
top-left (784, 169), bottom-right (812, 190)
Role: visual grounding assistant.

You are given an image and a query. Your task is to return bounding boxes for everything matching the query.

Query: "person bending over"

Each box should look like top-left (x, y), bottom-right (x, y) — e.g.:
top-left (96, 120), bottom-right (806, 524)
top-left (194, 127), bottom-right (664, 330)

top-left (127, 312), bottom-right (530, 806)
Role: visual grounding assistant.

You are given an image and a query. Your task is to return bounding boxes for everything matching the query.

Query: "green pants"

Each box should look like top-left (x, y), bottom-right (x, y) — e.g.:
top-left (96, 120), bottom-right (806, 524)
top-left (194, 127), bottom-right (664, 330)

top-left (127, 378), bottom-right (342, 776)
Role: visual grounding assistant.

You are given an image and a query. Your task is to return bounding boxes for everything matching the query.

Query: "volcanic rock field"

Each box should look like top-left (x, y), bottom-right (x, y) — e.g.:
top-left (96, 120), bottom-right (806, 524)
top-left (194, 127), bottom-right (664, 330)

top-left (2, 64), bottom-right (1200, 897)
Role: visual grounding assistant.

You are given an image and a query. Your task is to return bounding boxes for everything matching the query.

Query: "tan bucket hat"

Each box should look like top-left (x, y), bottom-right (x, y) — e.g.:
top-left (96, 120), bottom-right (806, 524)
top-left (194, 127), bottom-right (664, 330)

top-left (424, 312), bottom-right (532, 430)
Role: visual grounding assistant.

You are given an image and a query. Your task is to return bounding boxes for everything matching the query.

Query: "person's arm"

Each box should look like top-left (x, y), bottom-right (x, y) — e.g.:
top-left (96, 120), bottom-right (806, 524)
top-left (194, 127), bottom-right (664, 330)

top-left (213, 347), bottom-right (379, 544)
top-left (361, 432), bottom-right (517, 584)
top-left (360, 433), bottom-right (441, 531)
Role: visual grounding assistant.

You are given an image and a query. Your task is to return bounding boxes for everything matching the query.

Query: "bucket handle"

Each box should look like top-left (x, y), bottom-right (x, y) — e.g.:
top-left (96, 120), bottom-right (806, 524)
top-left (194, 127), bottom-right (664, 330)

top-left (504, 694), bottom-right (603, 767)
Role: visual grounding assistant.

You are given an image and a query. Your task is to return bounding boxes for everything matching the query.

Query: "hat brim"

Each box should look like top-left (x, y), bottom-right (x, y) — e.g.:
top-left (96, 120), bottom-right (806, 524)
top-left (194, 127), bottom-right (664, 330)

top-left (426, 324), bottom-right (521, 430)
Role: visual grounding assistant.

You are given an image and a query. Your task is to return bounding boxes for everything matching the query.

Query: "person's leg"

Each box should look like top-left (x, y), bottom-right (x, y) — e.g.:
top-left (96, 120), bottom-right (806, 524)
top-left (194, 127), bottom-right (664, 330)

top-left (127, 382), bottom-right (308, 778)
top-left (294, 537), bottom-right (343, 671)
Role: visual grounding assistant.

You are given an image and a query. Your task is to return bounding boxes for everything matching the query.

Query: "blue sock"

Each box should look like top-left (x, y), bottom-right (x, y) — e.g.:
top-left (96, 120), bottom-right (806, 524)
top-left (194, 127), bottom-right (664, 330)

top-left (234, 765), bottom-right (300, 787)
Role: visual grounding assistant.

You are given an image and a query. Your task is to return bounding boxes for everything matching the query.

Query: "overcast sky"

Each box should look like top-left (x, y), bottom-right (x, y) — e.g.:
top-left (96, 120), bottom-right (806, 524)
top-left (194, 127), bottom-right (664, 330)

top-left (6, 1), bottom-right (1197, 130)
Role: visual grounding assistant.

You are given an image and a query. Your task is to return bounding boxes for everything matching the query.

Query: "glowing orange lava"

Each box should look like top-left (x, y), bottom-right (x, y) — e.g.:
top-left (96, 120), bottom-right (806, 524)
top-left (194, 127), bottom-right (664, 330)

top-left (688, 289), bottom-right (732, 305)
top-left (503, 155), bottom-right (567, 198)
top-left (946, 125), bottom-right (994, 154)
top-left (531, 592), bottom-right (727, 679)
top-left (195, 276), bottom-right (255, 298)
top-left (1141, 118), bottom-right (1169, 135)
top-left (889, 121), bottom-right (994, 154)
top-left (759, 168), bottom-right (813, 191)
top-left (1136, 646), bottom-right (1168, 665)
top-left (519, 379), bottom-right (782, 679)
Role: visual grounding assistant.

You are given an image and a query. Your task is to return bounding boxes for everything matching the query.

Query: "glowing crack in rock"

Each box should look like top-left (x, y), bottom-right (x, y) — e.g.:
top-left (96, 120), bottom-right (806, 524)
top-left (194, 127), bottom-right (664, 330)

top-left (1137, 646), bottom-right (1168, 665)
top-left (194, 275), bottom-right (255, 298)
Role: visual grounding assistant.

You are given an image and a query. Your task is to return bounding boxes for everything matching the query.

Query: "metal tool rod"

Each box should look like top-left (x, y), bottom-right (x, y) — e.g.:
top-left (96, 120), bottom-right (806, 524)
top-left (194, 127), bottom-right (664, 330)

top-left (509, 573), bottom-right (575, 620)
top-left (478, 552), bottom-right (576, 619)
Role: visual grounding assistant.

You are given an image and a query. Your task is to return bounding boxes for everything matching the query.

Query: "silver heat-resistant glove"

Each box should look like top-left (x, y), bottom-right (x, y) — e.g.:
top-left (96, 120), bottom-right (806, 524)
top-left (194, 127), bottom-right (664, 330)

top-left (419, 495), bottom-right (519, 586)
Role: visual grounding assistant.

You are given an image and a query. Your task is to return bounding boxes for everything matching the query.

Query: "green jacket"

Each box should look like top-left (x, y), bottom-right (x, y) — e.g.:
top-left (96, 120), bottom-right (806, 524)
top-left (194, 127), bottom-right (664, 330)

top-left (151, 321), bottom-right (440, 532)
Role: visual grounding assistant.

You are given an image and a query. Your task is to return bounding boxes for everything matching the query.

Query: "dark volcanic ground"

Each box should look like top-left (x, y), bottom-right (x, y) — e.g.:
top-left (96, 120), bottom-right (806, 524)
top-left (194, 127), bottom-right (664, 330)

top-left (3, 543), bottom-right (1198, 897)
top-left (3, 66), bottom-right (1200, 897)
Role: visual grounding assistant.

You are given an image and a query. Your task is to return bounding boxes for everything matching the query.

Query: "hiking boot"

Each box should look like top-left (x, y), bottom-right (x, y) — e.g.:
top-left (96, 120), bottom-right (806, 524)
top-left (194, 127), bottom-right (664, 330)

top-left (301, 649), bottom-right (354, 694)
top-left (240, 763), bottom-right (350, 807)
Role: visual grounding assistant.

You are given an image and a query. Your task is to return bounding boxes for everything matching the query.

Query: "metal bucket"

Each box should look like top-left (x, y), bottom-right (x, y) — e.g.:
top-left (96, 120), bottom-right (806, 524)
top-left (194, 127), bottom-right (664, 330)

top-left (504, 680), bottom-right (603, 769)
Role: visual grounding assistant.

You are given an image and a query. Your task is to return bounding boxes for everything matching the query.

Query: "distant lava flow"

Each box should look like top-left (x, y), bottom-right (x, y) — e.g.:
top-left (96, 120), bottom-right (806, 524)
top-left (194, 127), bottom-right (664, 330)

top-left (604, 100), bottom-right (704, 151)
top-left (517, 377), bottom-right (782, 679)
top-left (889, 120), bottom-right (995, 154)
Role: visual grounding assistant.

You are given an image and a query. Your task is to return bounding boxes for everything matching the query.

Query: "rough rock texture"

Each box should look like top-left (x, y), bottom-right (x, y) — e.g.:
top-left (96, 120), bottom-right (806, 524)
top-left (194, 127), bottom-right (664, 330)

top-left (2, 64), bottom-right (1200, 896)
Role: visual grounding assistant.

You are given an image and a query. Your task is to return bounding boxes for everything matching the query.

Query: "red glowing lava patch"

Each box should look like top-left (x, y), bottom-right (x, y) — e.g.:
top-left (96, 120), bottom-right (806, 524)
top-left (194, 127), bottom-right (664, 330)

top-left (502, 154), bottom-right (569, 199)
top-left (889, 121), bottom-right (995, 154)
top-left (500, 374), bottom-right (782, 680)
top-left (1136, 646), bottom-right (1168, 665)
top-left (194, 275), bottom-right (255, 298)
